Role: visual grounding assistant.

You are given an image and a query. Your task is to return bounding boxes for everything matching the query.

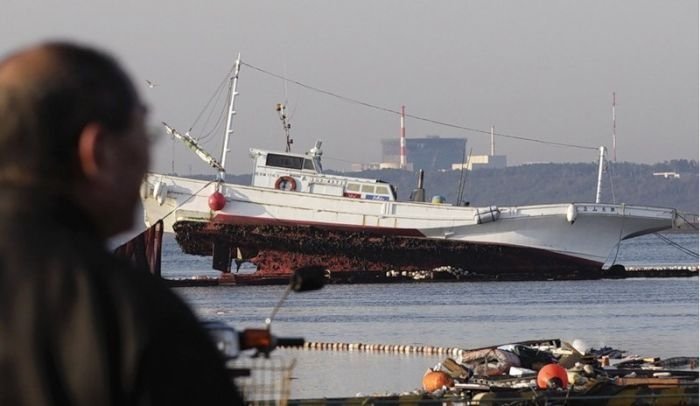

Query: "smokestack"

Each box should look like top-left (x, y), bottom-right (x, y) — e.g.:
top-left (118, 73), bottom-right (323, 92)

top-left (400, 105), bottom-right (407, 169)
top-left (490, 125), bottom-right (495, 156)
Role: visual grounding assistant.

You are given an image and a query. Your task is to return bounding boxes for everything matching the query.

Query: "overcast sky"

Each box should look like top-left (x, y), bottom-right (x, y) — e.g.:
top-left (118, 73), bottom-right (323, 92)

top-left (2, 0), bottom-right (697, 175)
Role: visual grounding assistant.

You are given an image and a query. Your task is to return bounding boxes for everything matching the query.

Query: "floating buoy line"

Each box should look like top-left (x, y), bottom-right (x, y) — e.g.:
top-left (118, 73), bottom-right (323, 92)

top-left (281, 341), bottom-right (467, 357)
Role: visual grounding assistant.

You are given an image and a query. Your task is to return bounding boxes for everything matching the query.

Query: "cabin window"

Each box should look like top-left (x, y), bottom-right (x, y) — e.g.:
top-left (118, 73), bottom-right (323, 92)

top-left (361, 184), bottom-right (374, 193)
top-left (303, 159), bottom-right (315, 170)
top-left (266, 153), bottom-right (304, 170)
top-left (346, 183), bottom-right (360, 192)
top-left (375, 185), bottom-right (389, 195)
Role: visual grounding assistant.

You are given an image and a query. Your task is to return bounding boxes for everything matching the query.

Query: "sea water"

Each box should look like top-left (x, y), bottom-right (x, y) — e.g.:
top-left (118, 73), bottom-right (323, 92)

top-left (166, 233), bottom-right (699, 399)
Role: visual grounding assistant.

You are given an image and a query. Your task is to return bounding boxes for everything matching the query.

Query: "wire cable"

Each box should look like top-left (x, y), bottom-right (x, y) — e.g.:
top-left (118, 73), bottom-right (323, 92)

top-left (610, 205), bottom-right (626, 265)
top-left (653, 232), bottom-right (699, 258)
top-left (240, 61), bottom-right (599, 152)
top-left (190, 66), bottom-right (235, 138)
top-left (150, 180), bottom-right (217, 223)
top-left (676, 212), bottom-right (699, 231)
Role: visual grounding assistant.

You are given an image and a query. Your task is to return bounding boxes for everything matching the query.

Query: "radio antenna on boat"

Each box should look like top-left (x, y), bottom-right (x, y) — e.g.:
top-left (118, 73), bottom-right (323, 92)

top-left (219, 53), bottom-right (242, 182)
top-left (400, 105), bottom-right (407, 169)
top-left (276, 103), bottom-right (293, 152)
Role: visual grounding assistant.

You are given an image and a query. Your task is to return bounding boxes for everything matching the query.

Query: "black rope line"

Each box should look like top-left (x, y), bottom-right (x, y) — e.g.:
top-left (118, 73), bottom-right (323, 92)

top-left (240, 61), bottom-right (598, 152)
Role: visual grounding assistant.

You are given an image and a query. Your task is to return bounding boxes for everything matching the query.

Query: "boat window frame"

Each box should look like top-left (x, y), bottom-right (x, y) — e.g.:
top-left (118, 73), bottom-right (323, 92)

top-left (361, 184), bottom-right (375, 193)
top-left (265, 153), bottom-right (305, 170)
top-left (375, 185), bottom-right (390, 196)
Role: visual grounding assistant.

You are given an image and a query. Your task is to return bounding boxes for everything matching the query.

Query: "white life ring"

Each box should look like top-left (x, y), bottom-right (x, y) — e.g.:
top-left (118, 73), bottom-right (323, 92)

top-left (274, 176), bottom-right (297, 191)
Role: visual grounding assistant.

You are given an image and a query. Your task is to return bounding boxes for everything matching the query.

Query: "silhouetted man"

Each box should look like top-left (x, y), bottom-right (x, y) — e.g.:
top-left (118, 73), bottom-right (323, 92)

top-left (0, 41), bottom-right (243, 405)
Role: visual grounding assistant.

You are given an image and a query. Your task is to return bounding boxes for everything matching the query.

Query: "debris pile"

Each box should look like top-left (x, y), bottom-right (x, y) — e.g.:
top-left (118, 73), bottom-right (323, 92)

top-left (421, 339), bottom-right (698, 404)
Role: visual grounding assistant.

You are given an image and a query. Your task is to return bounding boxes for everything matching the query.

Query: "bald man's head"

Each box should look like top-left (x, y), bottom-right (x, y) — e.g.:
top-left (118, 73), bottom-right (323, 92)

top-left (0, 42), bottom-right (139, 187)
top-left (0, 45), bottom-right (56, 87)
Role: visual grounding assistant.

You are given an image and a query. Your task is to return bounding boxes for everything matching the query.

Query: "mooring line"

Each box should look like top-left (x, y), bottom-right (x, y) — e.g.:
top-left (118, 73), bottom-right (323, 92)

top-left (653, 232), bottom-right (698, 258)
top-left (677, 212), bottom-right (699, 231)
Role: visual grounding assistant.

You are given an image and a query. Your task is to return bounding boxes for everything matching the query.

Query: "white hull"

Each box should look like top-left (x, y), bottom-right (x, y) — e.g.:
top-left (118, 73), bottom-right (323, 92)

top-left (141, 174), bottom-right (676, 268)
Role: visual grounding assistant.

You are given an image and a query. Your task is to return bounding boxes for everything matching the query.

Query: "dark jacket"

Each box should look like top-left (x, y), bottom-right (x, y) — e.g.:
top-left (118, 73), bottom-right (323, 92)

top-left (0, 187), bottom-right (243, 405)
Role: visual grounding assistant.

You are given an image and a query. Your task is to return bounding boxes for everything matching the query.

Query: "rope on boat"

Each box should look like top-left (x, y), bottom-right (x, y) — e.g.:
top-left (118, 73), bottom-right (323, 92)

top-left (281, 341), bottom-right (466, 357)
top-left (677, 212), bottom-right (699, 231)
top-left (653, 232), bottom-right (698, 259)
top-left (610, 204), bottom-right (626, 266)
top-left (152, 180), bottom-right (216, 223)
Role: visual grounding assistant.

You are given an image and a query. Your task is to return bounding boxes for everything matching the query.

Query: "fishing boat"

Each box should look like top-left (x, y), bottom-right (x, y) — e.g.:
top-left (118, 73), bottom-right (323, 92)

top-left (140, 55), bottom-right (679, 282)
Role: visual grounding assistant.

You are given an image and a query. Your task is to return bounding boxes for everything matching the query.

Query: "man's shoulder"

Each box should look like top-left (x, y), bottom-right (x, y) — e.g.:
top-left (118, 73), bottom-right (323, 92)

top-left (97, 254), bottom-right (192, 312)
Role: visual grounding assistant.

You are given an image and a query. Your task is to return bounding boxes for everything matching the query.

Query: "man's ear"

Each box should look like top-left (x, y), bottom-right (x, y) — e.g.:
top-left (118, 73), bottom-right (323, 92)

top-left (77, 123), bottom-right (104, 179)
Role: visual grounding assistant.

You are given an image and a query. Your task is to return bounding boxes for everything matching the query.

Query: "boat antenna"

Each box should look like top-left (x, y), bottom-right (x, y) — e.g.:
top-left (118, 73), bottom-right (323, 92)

top-left (400, 105), bottom-right (407, 169)
top-left (276, 103), bottom-right (293, 152)
top-left (219, 53), bottom-right (242, 182)
top-left (595, 146), bottom-right (606, 203)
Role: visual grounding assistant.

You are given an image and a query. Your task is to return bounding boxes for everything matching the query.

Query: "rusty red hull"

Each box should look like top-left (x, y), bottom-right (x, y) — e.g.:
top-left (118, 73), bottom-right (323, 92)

top-left (173, 220), bottom-right (607, 282)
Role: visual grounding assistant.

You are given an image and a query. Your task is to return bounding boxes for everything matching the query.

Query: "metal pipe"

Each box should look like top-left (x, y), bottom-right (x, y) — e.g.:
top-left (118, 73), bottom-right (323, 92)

top-left (595, 146), bottom-right (606, 203)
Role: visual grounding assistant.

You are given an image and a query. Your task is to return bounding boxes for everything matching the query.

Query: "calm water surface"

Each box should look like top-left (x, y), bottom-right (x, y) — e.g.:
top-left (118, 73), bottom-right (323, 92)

top-left (165, 233), bottom-right (699, 399)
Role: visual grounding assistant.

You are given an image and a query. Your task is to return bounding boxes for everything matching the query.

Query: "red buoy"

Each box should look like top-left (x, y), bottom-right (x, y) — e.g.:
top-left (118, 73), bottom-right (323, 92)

top-left (208, 191), bottom-right (226, 211)
top-left (537, 363), bottom-right (569, 389)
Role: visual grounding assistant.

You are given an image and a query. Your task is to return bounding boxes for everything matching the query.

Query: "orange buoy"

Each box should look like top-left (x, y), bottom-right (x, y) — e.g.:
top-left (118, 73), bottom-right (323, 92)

top-left (537, 363), bottom-right (569, 389)
top-left (422, 370), bottom-right (454, 392)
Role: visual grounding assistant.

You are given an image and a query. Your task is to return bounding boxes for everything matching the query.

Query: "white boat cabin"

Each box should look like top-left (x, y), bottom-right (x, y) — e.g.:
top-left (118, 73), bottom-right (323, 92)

top-left (249, 143), bottom-right (397, 201)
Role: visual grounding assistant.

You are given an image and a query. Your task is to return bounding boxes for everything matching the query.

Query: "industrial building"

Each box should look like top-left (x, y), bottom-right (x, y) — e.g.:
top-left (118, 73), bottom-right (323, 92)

top-left (452, 126), bottom-right (507, 171)
top-left (350, 119), bottom-right (507, 172)
top-left (452, 154), bottom-right (507, 171)
top-left (381, 135), bottom-right (466, 172)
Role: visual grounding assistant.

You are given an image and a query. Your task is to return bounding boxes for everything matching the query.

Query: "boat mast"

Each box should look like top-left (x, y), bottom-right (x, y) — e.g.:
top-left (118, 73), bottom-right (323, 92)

top-left (595, 146), bottom-right (606, 203)
top-left (400, 105), bottom-right (407, 169)
top-left (219, 53), bottom-right (242, 182)
top-left (612, 92), bottom-right (617, 162)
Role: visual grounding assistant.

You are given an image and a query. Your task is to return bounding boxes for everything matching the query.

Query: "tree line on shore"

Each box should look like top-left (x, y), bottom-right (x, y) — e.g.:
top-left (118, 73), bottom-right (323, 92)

top-left (191, 159), bottom-right (698, 213)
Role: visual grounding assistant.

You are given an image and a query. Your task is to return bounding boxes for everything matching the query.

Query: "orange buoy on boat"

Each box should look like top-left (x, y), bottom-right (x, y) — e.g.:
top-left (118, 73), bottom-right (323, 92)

top-left (537, 363), bottom-right (569, 389)
top-left (422, 370), bottom-right (454, 392)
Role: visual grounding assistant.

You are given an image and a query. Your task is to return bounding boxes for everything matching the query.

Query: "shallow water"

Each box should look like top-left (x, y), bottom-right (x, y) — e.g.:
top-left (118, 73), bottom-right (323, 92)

top-left (166, 233), bottom-right (699, 398)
